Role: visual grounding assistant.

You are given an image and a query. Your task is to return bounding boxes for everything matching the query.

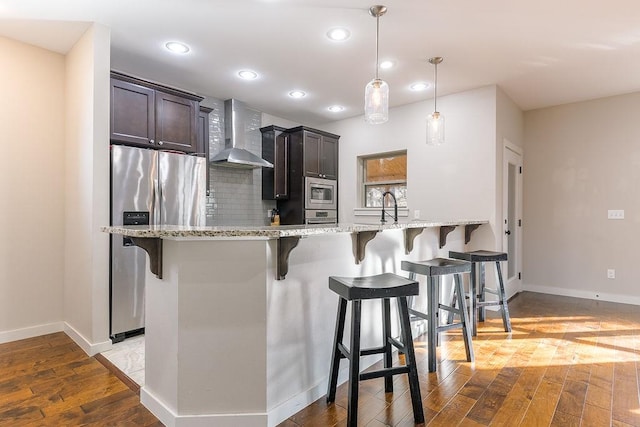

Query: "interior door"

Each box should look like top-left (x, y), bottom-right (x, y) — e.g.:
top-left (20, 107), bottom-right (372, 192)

top-left (503, 141), bottom-right (523, 295)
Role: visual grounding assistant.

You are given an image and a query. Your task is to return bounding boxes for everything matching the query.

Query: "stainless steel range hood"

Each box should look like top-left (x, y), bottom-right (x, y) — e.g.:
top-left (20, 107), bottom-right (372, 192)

top-left (210, 99), bottom-right (274, 169)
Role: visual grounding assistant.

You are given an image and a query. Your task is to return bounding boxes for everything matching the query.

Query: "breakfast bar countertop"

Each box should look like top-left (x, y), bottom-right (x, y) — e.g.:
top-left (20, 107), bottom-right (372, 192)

top-left (101, 218), bottom-right (489, 239)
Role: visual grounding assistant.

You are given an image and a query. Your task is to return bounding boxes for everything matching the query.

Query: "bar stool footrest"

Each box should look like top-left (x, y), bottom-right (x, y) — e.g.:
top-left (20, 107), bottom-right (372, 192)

top-left (477, 300), bottom-right (502, 308)
top-left (409, 308), bottom-right (429, 321)
top-left (360, 366), bottom-right (410, 381)
top-left (436, 322), bottom-right (464, 333)
top-left (388, 337), bottom-right (407, 354)
top-left (337, 343), bottom-right (350, 359)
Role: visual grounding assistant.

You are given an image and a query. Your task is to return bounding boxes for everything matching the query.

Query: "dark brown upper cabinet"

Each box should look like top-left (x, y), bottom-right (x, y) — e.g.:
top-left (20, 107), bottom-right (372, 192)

top-left (197, 106), bottom-right (213, 158)
top-left (261, 125), bottom-right (288, 200)
top-left (198, 107), bottom-right (213, 195)
top-left (110, 72), bottom-right (202, 153)
top-left (289, 127), bottom-right (339, 180)
top-left (110, 79), bottom-right (155, 147)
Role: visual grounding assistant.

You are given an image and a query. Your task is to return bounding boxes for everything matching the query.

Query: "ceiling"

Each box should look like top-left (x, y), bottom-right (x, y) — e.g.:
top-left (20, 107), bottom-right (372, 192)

top-left (2, 0), bottom-right (640, 125)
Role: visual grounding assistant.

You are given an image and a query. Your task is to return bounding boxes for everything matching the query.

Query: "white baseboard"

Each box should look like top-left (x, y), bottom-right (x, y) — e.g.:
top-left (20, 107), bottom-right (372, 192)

top-left (140, 387), bottom-right (268, 427)
top-left (64, 323), bottom-right (112, 356)
top-left (267, 380), bottom-right (328, 427)
top-left (524, 284), bottom-right (640, 306)
top-left (0, 322), bottom-right (64, 345)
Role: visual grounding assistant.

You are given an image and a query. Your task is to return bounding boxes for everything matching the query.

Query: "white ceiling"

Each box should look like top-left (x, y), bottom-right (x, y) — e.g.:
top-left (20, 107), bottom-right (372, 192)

top-left (2, 0), bottom-right (640, 125)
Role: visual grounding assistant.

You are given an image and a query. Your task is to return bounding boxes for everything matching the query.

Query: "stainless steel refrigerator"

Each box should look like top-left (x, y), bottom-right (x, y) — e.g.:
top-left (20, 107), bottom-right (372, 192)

top-left (110, 145), bottom-right (206, 342)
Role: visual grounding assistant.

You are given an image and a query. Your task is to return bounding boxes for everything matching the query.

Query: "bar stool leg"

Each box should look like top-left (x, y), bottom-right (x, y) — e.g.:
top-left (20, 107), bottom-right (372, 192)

top-left (382, 298), bottom-right (393, 392)
top-left (469, 262), bottom-right (478, 337)
top-left (397, 296), bottom-right (425, 424)
top-left (495, 261), bottom-right (512, 332)
top-left (447, 284), bottom-right (456, 325)
top-left (406, 271), bottom-right (416, 323)
top-left (478, 261), bottom-right (486, 322)
top-left (326, 298), bottom-right (347, 403)
top-left (427, 275), bottom-right (438, 373)
top-left (347, 300), bottom-right (361, 427)
top-left (455, 273), bottom-right (474, 363)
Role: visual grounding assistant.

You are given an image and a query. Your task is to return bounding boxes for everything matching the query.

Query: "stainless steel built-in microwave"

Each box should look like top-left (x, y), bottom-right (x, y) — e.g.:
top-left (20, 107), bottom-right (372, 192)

top-left (305, 177), bottom-right (337, 211)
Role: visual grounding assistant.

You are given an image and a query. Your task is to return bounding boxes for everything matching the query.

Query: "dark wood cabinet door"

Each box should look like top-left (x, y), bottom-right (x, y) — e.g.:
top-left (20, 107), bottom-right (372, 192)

top-left (303, 131), bottom-right (321, 177)
top-left (110, 78), bottom-right (155, 146)
top-left (197, 108), bottom-right (212, 195)
top-left (155, 91), bottom-right (198, 153)
top-left (261, 125), bottom-right (288, 200)
top-left (320, 136), bottom-right (338, 180)
top-left (197, 109), bottom-right (211, 157)
top-left (274, 133), bottom-right (289, 199)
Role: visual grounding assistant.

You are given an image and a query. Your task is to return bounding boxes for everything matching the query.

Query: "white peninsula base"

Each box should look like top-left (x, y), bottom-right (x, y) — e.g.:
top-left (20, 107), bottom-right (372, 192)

top-left (102, 221), bottom-right (490, 427)
top-left (141, 238), bottom-right (274, 427)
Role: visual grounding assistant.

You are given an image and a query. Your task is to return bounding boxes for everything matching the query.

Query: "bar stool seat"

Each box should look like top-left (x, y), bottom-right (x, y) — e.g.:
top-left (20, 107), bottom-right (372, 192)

top-left (400, 258), bottom-right (474, 373)
top-left (326, 273), bottom-right (424, 427)
top-left (449, 250), bottom-right (512, 336)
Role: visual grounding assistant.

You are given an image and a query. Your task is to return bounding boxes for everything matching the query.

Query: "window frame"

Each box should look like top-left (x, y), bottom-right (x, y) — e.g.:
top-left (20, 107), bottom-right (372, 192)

top-left (358, 150), bottom-right (408, 209)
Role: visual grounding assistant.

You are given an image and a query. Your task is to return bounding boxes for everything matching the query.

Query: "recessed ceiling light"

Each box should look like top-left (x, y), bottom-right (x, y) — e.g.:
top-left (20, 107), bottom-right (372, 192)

top-left (165, 41), bottom-right (190, 54)
top-left (410, 82), bottom-right (430, 91)
top-left (380, 60), bottom-right (394, 69)
top-left (238, 70), bottom-right (259, 80)
top-left (326, 27), bottom-right (351, 41)
top-left (288, 90), bottom-right (307, 98)
top-left (328, 105), bottom-right (345, 113)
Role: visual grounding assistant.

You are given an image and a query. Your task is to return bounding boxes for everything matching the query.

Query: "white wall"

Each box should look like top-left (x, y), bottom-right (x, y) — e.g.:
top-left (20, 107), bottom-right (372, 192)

top-left (0, 37), bottom-right (66, 342)
top-left (326, 86), bottom-right (500, 254)
top-left (63, 24), bottom-right (111, 354)
top-left (524, 92), bottom-right (640, 304)
top-left (261, 113), bottom-right (301, 130)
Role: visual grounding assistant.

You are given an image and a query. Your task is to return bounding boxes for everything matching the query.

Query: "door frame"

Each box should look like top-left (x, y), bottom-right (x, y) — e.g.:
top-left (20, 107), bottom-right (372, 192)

top-left (502, 139), bottom-right (523, 295)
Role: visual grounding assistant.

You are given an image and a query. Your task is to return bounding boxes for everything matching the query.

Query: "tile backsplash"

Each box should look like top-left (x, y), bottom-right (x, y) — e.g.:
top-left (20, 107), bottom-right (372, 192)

top-left (202, 97), bottom-right (276, 226)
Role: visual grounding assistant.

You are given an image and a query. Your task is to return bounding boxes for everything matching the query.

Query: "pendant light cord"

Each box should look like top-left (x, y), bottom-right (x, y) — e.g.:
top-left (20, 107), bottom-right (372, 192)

top-left (375, 15), bottom-right (380, 79)
top-left (433, 62), bottom-right (438, 112)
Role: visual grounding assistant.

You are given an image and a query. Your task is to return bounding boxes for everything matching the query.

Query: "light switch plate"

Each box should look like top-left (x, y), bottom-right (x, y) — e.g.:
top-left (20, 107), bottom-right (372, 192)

top-left (607, 209), bottom-right (624, 219)
top-left (607, 269), bottom-right (615, 279)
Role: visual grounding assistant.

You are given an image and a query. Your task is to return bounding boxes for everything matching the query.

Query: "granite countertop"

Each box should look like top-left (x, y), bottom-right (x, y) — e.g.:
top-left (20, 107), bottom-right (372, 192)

top-left (101, 219), bottom-right (488, 239)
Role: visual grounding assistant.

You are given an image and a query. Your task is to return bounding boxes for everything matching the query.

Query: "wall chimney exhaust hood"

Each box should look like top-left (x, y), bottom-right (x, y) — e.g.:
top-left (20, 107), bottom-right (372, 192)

top-left (210, 99), bottom-right (274, 169)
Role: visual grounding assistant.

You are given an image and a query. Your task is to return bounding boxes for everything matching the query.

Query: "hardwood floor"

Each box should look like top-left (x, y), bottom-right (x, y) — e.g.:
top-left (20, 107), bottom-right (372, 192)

top-left (0, 332), bottom-right (161, 426)
top-left (1, 291), bottom-right (638, 426)
top-left (280, 291), bottom-right (640, 426)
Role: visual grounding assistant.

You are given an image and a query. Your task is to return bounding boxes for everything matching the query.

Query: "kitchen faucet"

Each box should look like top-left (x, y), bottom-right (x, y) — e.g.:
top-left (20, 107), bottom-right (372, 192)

top-left (380, 191), bottom-right (398, 224)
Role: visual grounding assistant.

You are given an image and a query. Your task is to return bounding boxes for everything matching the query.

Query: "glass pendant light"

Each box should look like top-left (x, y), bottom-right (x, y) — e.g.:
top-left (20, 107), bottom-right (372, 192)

top-left (364, 5), bottom-right (388, 124)
top-left (426, 56), bottom-right (445, 145)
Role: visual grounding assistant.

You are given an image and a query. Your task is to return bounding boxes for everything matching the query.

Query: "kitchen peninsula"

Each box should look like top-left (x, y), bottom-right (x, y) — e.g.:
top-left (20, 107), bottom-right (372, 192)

top-left (102, 219), bottom-right (488, 427)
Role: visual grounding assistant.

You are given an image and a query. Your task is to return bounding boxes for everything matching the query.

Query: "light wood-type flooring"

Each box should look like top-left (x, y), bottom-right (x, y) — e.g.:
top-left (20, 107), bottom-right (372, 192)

top-left (1, 291), bottom-right (639, 426)
top-left (280, 291), bottom-right (640, 426)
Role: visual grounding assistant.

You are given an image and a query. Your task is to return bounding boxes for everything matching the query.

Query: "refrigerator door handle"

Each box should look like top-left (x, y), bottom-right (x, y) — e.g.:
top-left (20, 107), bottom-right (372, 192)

top-left (153, 177), bottom-right (161, 226)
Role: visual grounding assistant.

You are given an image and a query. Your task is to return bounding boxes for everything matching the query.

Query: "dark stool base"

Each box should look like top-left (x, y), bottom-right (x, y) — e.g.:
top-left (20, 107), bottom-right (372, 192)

top-left (449, 250), bottom-right (512, 336)
top-left (326, 277), bottom-right (424, 427)
top-left (402, 258), bottom-right (475, 373)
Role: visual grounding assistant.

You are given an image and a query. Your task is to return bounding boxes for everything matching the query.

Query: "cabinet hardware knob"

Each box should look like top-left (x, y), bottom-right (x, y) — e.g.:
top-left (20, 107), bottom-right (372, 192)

top-left (505, 230), bottom-right (511, 235)
top-left (158, 141), bottom-right (164, 145)
top-left (150, 139), bottom-right (155, 144)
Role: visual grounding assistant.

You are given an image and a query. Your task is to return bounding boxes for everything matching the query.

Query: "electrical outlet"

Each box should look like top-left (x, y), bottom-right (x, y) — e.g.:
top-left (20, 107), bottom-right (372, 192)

top-left (607, 269), bottom-right (615, 279)
top-left (414, 210), bottom-right (421, 219)
top-left (267, 209), bottom-right (272, 218)
top-left (607, 210), bottom-right (624, 219)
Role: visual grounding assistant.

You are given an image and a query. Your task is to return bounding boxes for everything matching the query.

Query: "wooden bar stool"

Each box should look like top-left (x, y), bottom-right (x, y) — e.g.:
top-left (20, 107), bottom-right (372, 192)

top-left (449, 250), bottom-right (512, 336)
top-left (326, 273), bottom-right (424, 427)
top-left (400, 258), bottom-right (474, 373)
